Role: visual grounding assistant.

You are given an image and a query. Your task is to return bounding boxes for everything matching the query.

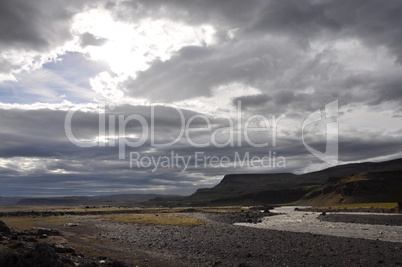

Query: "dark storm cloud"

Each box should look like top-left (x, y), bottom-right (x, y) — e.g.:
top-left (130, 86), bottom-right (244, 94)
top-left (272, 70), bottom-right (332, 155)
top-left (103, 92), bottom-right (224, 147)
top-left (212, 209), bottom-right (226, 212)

top-left (232, 94), bottom-right (272, 109)
top-left (250, 0), bottom-right (402, 60)
top-left (122, 46), bottom-right (217, 101)
top-left (79, 32), bottom-right (108, 47)
top-left (368, 74), bottom-right (402, 105)
top-left (0, 104), bottom-right (215, 159)
top-left (339, 134), bottom-right (402, 162)
top-left (1, 103), bottom-right (401, 196)
top-left (274, 90), bottom-right (296, 105)
top-left (0, 108), bottom-right (102, 159)
top-left (122, 38), bottom-right (304, 101)
top-left (0, 0), bottom-right (102, 80)
top-left (0, 0), bottom-right (87, 51)
top-left (114, 0), bottom-right (402, 64)
top-left (111, 0), bottom-right (264, 26)
top-left (251, 0), bottom-right (340, 42)
top-left (113, 104), bottom-right (203, 127)
top-left (0, 170), bottom-right (206, 197)
top-left (118, 0), bottom-right (402, 107)
top-left (324, 0), bottom-right (402, 63)
top-left (0, 105), bottom-right (216, 196)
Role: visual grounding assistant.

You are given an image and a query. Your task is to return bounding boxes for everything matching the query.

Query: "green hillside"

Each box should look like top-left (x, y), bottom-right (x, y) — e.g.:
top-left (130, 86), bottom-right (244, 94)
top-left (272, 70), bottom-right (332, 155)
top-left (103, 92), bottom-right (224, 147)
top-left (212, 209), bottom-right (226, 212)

top-left (299, 171), bottom-right (402, 205)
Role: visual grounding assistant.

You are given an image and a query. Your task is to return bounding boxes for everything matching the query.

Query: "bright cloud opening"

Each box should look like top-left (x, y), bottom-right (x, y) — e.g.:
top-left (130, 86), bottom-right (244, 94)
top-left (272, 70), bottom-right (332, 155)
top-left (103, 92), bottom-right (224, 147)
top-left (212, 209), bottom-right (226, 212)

top-left (72, 8), bottom-right (216, 79)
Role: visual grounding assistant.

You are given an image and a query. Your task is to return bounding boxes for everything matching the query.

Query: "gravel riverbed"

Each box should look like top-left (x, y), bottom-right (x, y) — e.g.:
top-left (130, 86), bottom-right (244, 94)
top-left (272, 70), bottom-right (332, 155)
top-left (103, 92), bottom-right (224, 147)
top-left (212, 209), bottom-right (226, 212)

top-left (91, 212), bottom-right (402, 266)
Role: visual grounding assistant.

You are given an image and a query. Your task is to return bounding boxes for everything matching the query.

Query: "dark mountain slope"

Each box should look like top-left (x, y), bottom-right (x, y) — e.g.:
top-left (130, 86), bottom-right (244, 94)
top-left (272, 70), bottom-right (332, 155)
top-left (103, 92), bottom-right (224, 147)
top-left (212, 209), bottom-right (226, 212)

top-left (300, 170), bottom-right (402, 205)
top-left (148, 158), bottom-right (402, 206)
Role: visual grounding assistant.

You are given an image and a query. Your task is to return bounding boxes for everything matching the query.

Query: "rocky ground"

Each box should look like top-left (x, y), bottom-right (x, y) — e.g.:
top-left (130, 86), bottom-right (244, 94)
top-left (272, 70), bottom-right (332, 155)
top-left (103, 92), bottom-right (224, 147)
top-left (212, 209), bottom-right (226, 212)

top-left (1, 211), bottom-right (402, 266)
top-left (301, 207), bottom-right (399, 213)
top-left (93, 212), bottom-right (402, 266)
top-left (0, 220), bottom-right (133, 267)
top-left (318, 213), bottom-right (402, 226)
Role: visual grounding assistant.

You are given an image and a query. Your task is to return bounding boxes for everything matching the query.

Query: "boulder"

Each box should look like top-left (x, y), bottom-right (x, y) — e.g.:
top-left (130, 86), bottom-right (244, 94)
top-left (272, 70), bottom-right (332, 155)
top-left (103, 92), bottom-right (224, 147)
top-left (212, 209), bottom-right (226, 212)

top-left (37, 228), bottom-right (60, 236)
top-left (52, 244), bottom-right (75, 254)
top-left (63, 223), bottom-right (78, 227)
top-left (39, 234), bottom-right (48, 239)
top-left (2, 243), bottom-right (63, 267)
top-left (0, 221), bottom-right (11, 236)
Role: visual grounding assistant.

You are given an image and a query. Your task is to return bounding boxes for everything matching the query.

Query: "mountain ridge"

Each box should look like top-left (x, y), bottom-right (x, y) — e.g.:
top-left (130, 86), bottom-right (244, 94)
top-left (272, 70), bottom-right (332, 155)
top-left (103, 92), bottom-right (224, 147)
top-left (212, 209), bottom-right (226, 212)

top-left (148, 158), bottom-right (402, 206)
top-left (2, 158), bottom-right (401, 207)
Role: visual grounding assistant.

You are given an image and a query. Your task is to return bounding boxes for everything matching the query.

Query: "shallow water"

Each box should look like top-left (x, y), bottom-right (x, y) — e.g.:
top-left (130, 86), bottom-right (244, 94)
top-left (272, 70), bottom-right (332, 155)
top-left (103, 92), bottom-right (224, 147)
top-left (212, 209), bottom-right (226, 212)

top-left (235, 206), bottom-right (402, 243)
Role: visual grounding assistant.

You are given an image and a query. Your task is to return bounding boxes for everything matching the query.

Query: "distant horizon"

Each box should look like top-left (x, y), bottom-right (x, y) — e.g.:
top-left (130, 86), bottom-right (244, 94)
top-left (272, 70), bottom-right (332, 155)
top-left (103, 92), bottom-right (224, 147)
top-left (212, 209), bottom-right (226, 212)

top-left (0, 192), bottom-right (188, 199)
top-left (1, 156), bottom-right (401, 198)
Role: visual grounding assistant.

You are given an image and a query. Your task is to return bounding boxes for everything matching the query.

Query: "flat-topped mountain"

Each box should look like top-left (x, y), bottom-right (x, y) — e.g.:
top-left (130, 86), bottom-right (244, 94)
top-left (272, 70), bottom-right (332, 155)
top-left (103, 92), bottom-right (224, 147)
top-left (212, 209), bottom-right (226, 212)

top-left (149, 158), bottom-right (402, 206)
top-left (2, 158), bottom-right (401, 207)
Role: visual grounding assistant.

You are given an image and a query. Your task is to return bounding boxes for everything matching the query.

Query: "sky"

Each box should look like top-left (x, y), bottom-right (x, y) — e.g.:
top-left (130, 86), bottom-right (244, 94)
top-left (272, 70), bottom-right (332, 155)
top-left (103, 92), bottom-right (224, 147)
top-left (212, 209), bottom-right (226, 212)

top-left (1, 0), bottom-right (402, 197)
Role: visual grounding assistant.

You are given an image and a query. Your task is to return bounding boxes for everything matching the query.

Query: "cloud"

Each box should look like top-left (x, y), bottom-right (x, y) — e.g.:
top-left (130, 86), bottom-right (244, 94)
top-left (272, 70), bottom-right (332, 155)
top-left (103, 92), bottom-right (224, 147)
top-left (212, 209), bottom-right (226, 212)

top-left (251, 0), bottom-right (340, 42)
top-left (232, 94), bottom-right (272, 109)
top-left (116, 0), bottom-right (402, 109)
top-left (111, 0), bottom-right (264, 26)
top-left (122, 35), bottom-right (304, 102)
top-left (79, 32), bottom-right (108, 47)
top-left (1, 0), bottom-right (402, 196)
top-left (247, 0), bottom-right (402, 62)
top-left (0, 99), bottom-right (401, 196)
top-left (0, 0), bottom-right (93, 81)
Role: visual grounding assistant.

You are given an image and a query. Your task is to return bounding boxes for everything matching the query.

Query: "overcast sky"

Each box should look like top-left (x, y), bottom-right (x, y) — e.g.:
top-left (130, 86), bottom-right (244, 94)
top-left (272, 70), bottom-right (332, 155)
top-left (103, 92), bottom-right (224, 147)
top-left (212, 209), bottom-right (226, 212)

top-left (1, 0), bottom-right (402, 197)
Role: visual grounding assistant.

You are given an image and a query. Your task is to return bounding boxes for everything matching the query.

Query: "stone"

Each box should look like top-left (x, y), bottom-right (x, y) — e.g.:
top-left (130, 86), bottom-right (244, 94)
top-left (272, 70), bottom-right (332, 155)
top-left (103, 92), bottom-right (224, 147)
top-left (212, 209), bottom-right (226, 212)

top-left (11, 242), bottom-right (25, 249)
top-left (53, 244), bottom-right (76, 253)
top-left (23, 237), bottom-right (39, 243)
top-left (64, 223), bottom-right (79, 227)
top-left (10, 233), bottom-right (18, 240)
top-left (37, 228), bottom-right (61, 236)
top-left (0, 221), bottom-right (11, 236)
top-left (61, 257), bottom-right (75, 265)
top-left (112, 261), bottom-right (133, 267)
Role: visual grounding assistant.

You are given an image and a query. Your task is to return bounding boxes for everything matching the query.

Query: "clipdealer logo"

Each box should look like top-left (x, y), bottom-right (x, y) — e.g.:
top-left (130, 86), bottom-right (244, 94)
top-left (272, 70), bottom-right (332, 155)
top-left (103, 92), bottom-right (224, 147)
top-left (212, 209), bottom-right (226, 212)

top-left (302, 100), bottom-right (339, 165)
top-left (64, 100), bottom-right (339, 170)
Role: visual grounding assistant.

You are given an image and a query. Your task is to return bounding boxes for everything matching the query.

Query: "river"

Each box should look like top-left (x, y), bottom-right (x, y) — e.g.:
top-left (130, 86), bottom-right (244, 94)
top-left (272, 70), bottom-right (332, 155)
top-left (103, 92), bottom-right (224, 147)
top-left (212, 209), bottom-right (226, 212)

top-left (235, 206), bottom-right (402, 243)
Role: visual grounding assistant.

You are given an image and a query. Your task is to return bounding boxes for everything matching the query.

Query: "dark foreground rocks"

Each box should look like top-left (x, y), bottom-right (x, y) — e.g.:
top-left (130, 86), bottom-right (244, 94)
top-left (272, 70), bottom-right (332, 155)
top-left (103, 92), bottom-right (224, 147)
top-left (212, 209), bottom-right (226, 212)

top-left (0, 220), bottom-right (132, 267)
